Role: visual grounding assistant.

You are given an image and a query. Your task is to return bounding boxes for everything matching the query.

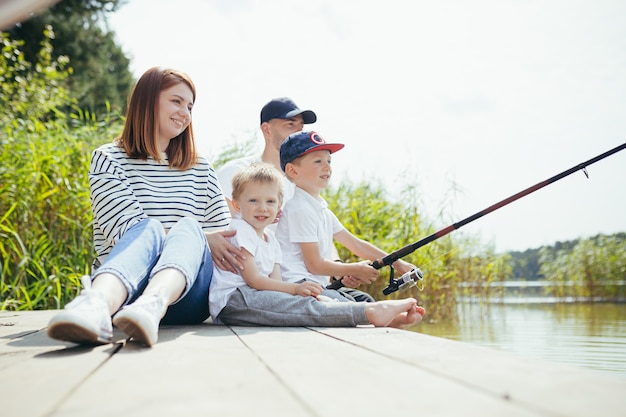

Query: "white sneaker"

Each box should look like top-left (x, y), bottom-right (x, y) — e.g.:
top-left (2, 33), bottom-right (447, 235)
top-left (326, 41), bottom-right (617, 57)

top-left (113, 290), bottom-right (168, 347)
top-left (47, 276), bottom-right (113, 345)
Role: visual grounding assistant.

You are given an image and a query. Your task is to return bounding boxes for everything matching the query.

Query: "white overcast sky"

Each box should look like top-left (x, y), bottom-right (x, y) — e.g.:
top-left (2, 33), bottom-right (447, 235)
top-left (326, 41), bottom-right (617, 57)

top-left (108, 0), bottom-right (626, 253)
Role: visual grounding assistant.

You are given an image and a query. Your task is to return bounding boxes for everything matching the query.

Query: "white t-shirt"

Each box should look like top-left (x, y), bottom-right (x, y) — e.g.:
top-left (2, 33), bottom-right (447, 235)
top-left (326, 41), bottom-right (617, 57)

top-left (208, 219), bottom-right (282, 321)
top-left (275, 187), bottom-right (344, 286)
top-left (216, 155), bottom-right (260, 201)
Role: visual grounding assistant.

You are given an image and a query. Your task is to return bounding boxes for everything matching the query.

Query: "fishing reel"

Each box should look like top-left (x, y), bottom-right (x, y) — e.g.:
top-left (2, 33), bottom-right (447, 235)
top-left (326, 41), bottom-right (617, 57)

top-left (383, 267), bottom-right (424, 295)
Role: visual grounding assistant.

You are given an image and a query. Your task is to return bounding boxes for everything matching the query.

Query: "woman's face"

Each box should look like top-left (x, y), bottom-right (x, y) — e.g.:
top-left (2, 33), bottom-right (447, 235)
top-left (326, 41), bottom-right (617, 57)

top-left (157, 82), bottom-right (194, 150)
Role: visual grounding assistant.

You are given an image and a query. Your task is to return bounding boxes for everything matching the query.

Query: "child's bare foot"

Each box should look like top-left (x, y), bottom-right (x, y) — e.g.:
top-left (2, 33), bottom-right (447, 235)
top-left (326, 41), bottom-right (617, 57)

top-left (387, 305), bottom-right (425, 328)
top-left (365, 298), bottom-right (423, 327)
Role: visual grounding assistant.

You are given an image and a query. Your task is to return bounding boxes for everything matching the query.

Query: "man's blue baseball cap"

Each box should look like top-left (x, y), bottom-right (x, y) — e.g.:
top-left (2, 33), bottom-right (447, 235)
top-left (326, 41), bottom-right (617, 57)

top-left (280, 131), bottom-right (344, 171)
top-left (260, 97), bottom-right (317, 125)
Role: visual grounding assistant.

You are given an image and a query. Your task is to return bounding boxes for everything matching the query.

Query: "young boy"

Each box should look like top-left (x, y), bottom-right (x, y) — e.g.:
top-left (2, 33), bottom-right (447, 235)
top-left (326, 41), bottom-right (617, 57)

top-left (209, 163), bottom-right (323, 322)
top-left (276, 130), bottom-right (418, 292)
top-left (209, 163), bottom-right (425, 327)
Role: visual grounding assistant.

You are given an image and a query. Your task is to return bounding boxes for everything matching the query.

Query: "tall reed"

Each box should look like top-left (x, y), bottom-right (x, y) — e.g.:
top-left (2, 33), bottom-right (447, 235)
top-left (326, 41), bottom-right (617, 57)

top-left (1, 29), bottom-right (120, 310)
top-left (539, 235), bottom-right (626, 301)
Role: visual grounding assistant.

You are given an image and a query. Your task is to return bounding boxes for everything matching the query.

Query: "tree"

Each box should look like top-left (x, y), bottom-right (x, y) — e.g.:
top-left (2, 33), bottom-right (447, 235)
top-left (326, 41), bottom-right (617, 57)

top-left (1, 28), bottom-right (72, 124)
top-left (6, 0), bottom-right (134, 114)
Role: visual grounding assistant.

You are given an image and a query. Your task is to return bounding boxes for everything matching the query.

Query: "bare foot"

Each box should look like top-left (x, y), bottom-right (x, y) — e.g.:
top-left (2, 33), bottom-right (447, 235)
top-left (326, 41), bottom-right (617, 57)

top-left (365, 298), bottom-right (422, 327)
top-left (387, 305), bottom-right (425, 328)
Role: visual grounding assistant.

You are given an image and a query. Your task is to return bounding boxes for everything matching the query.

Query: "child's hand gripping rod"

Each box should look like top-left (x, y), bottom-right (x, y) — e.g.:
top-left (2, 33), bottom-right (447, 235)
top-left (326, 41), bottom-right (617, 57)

top-left (326, 240), bottom-right (429, 295)
top-left (326, 141), bottom-right (626, 295)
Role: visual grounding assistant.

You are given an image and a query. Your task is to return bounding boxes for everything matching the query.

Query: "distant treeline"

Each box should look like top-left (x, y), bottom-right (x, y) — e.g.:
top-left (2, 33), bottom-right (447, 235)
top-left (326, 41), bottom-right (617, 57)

top-left (508, 232), bottom-right (626, 280)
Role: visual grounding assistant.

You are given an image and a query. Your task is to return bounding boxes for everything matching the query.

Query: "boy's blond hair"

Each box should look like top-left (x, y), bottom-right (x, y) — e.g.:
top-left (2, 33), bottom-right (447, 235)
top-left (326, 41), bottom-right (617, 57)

top-left (231, 162), bottom-right (284, 205)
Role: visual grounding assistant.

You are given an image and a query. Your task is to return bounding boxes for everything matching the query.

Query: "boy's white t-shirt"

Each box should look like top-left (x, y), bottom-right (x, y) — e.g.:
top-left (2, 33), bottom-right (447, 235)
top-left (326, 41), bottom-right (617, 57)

top-left (209, 218), bottom-right (282, 321)
top-left (275, 187), bottom-right (344, 286)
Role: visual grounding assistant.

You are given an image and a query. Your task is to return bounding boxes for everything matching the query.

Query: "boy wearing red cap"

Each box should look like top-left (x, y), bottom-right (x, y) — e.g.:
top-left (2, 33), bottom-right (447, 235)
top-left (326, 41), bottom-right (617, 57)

top-left (276, 131), bottom-right (418, 293)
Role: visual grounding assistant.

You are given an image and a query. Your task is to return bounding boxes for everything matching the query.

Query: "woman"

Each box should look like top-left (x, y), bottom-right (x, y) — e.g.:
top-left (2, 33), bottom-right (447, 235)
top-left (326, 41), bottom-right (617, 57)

top-left (48, 67), bottom-right (243, 347)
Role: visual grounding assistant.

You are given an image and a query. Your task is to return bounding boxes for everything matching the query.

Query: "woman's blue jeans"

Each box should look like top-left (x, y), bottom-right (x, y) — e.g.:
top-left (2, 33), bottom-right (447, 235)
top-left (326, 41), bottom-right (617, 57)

top-left (93, 217), bottom-right (213, 324)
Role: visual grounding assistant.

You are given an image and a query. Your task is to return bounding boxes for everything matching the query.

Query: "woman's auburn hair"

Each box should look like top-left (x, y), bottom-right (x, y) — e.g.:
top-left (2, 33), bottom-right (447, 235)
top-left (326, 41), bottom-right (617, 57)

top-left (116, 66), bottom-right (198, 170)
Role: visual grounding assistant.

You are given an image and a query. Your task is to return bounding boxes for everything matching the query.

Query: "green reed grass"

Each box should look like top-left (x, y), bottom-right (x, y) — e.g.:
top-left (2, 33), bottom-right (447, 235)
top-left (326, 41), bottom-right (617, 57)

top-left (539, 235), bottom-right (626, 300)
top-left (0, 111), bottom-right (119, 310)
top-left (1, 29), bottom-right (119, 310)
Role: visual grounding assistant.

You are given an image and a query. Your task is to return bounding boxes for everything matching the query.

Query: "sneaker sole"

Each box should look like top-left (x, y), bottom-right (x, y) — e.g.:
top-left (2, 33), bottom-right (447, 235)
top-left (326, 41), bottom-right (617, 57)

top-left (113, 315), bottom-right (157, 347)
top-left (47, 320), bottom-right (111, 345)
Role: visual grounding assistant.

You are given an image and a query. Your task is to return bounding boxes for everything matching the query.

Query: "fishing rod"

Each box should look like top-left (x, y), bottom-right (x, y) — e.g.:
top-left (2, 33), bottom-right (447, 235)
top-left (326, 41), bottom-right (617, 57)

top-left (327, 141), bottom-right (626, 295)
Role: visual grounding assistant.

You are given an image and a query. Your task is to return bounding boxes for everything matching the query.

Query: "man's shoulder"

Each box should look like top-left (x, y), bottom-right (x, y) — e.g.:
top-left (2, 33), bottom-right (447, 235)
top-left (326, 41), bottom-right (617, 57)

top-left (217, 155), bottom-right (260, 174)
top-left (216, 155), bottom-right (262, 198)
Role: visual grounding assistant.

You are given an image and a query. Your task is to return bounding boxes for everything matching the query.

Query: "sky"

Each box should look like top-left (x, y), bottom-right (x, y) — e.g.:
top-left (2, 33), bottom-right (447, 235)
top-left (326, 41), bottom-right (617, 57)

top-left (108, 0), bottom-right (626, 253)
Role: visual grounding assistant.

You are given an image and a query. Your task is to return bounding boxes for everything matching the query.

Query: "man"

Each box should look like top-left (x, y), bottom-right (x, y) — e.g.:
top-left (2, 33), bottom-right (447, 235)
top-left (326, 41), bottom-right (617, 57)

top-left (217, 97), bottom-right (315, 216)
top-left (217, 97), bottom-right (374, 302)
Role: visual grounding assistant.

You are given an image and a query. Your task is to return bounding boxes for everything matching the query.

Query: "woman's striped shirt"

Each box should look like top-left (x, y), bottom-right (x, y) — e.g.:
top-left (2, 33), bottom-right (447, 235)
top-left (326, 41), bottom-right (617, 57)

top-left (89, 143), bottom-right (231, 265)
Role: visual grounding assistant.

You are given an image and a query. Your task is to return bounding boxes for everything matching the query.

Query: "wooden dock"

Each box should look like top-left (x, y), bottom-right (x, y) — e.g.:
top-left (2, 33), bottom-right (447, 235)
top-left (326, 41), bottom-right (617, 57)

top-left (1, 310), bottom-right (625, 417)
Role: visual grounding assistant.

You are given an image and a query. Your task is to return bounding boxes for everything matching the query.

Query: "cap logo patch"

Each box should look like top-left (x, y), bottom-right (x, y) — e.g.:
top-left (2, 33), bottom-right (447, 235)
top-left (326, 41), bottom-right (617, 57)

top-left (310, 132), bottom-right (325, 145)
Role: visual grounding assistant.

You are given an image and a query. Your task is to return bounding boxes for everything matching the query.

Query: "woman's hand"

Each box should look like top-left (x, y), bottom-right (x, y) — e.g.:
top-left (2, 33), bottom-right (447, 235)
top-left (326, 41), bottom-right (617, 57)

top-left (205, 230), bottom-right (246, 273)
top-left (272, 208), bottom-right (283, 224)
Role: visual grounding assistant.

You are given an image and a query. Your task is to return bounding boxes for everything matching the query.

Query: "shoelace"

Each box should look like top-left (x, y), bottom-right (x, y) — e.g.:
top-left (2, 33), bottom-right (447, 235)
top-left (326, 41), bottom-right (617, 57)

top-left (126, 288), bottom-right (167, 317)
top-left (80, 275), bottom-right (93, 291)
top-left (68, 275), bottom-right (103, 310)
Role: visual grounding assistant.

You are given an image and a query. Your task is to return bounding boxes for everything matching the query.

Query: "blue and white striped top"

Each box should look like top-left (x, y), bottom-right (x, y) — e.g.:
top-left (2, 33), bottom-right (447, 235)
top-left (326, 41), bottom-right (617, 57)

top-left (89, 142), bottom-right (231, 265)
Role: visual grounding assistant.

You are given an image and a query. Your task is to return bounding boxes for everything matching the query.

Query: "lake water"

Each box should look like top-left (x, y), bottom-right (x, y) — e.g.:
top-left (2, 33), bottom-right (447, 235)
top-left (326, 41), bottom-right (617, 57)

top-left (411, 302), bottom-right (626, 379)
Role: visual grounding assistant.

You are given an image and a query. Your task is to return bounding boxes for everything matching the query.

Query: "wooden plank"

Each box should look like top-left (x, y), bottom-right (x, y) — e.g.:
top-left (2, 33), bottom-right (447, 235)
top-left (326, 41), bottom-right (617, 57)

top-left (2, 311), bottom-right (624, 417)
top-left (49, 324), bottom-right (316, 417)
top-left (230, 326), bottom-right (542, 417)
top-left (0, 311), bottom-right (123, 417)
top-left (0, 311), bottom-right (53, 344)
top-left (312, 326), bottom-right (626, 417)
